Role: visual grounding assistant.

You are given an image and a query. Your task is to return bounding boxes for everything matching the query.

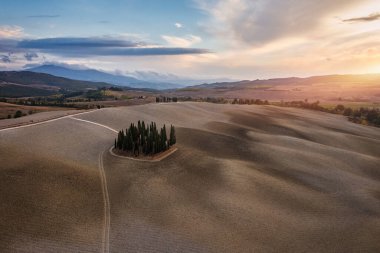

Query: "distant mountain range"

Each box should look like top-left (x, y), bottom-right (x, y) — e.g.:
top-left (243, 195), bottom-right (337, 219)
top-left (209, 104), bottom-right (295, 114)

top-left (27, 65), bottom-right (185, 90)
top-left (3, 68), bottom-right (379, 102)
top-left (26, 64), bottom-right (235, 89)
top-left (125, 70), bottom-right (236, 86)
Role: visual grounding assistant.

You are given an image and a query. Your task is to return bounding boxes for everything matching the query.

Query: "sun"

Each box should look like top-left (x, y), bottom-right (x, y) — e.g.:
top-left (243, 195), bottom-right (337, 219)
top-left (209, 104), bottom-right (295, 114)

top-left (365, 64), bottom-right (380, 74)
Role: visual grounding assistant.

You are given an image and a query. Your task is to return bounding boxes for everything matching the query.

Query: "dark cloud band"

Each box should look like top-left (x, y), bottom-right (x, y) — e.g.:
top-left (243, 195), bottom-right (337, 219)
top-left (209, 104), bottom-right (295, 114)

top-left (0, 37), bottom-right (209, 62)
top-left (343, 12), bottom-right (380, 23)
top-left (18, 37), bottom-right (145, 49)
top-left (9, 37), bottom-right (209, 57)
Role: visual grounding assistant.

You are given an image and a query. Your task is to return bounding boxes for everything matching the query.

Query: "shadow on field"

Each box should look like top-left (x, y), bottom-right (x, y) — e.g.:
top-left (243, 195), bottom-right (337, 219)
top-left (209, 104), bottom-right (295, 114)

top-left (0, 146), bottom-right (103, 252)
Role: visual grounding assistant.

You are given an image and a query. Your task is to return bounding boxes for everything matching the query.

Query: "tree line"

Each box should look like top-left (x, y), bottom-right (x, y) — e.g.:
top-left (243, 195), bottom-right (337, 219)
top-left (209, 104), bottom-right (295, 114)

top-left (231, 98), bottom-right (270, 105)
top-left (279, 100), bottom-right (380, 127)
top-left (342, 106), bottom-right (380, 127)
top-left (167, 96), bottom-right (270, 105)
top-left (156, 96), bottom-right (178, 103)
top-left (2, 97), bottom-right (106, 110)
top-left (115, 120), bottom-right (176, 156)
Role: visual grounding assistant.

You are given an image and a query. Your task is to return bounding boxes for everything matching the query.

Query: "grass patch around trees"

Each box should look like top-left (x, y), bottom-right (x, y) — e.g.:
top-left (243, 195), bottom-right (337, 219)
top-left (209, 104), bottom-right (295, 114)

top-left (114, 121), bottom-right (176, 159)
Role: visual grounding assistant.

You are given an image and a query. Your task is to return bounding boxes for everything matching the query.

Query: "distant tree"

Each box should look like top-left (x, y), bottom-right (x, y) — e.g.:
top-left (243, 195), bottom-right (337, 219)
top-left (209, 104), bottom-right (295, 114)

top-left (109, 86), bottom-right (123, 91)
top-left (14, 110), bottom-right (22, 118)
top-left (367, 109), bottom-right (379, 123)
top-left (335, 104), bottom-right (345, 112)
top-left (343, 108), bottom-right (353, 116)
top-left (353, 110), bottom-right (362, 118)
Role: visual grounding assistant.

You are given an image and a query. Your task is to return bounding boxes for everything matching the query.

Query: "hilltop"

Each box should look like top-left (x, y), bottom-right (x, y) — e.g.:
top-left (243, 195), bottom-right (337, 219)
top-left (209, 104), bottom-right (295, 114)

top-left (0, 71), bottom-right (113, 97)
top-left (170, 74), bottom-right (380, 103)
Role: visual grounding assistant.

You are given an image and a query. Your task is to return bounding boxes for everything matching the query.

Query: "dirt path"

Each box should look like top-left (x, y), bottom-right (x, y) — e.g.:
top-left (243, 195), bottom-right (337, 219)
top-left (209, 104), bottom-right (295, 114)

top-left (70, 117), bottom-right (118, 134)
top-left (68, 117), bottom-right (117, 253)
top-left (99, 150), bottom-right (110, 253)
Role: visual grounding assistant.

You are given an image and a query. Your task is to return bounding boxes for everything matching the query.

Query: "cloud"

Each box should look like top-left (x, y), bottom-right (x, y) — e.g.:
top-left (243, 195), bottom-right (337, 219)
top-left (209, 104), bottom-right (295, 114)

top-left (196, 0), bottom-right (364, 45)
top-left (175, 23), bottom-right (183, 28)
top-left (343, 12), bottom-right (380, 22)
top-left (23, 61), bottom-right (89, 70)
top-left (18, 37), bottom-right (146, 49)
top-left (162, 35), bottom-right (202, 47)
top-left (24, 52), bottom-right (39, 61)
top-left (27, 15), bottom-right (60, 18)
top-left (39, 47), bottom-right (209, 57)
top-left (0, 54), bottom-right (11, 63)
top-left (0, 25), bottom-right (24, 38)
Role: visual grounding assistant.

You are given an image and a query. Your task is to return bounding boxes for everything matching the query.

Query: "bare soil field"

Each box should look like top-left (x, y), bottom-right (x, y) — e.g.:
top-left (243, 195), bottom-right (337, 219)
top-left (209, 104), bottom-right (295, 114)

top-left (0, 102), bottom-right (69, 120)
top-left (0, 102), bottom-right (379, 252)
top-left (0, 108), bottom-right (91, 130)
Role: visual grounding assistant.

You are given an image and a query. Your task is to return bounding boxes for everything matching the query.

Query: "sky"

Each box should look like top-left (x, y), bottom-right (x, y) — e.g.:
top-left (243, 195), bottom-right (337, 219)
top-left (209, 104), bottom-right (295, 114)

top-left (1, 0), bottom-right (380, 80)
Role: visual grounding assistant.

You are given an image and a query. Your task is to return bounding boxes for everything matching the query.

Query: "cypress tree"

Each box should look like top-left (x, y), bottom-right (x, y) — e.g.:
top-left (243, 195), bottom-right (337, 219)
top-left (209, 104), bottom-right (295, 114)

top-left (126, 129), bottom-right (131, 150)
top-left (169, 125), bottom-right (176, 146)
top-left (142, 121), bottom-right (145, 133)
top-left (138, 120), bottom-right (141, 133)
top-left (164, 125), bottom-right (168, 149)
top-left (117, 130), bottom-right (124, 149)
top-left (122, 135), bottom-right (127, 150)
top-left (116, 132), bottom-right (120, 149)
top-left (162, 125), bottom-right (168, 150)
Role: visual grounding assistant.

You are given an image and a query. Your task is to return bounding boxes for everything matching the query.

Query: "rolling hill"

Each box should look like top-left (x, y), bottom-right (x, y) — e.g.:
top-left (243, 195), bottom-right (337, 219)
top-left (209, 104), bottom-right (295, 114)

top-left (0, 71), bottom-right (114, 97)
top-left (170, 74), bottom-right (380, 103)
top-left (0, 102), bottom-right (379, 252)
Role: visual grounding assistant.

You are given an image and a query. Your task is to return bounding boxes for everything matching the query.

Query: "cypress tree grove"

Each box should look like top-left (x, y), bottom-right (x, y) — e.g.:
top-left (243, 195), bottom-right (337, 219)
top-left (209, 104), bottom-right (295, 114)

top-left (114, 121), bottom-right (176, 156)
